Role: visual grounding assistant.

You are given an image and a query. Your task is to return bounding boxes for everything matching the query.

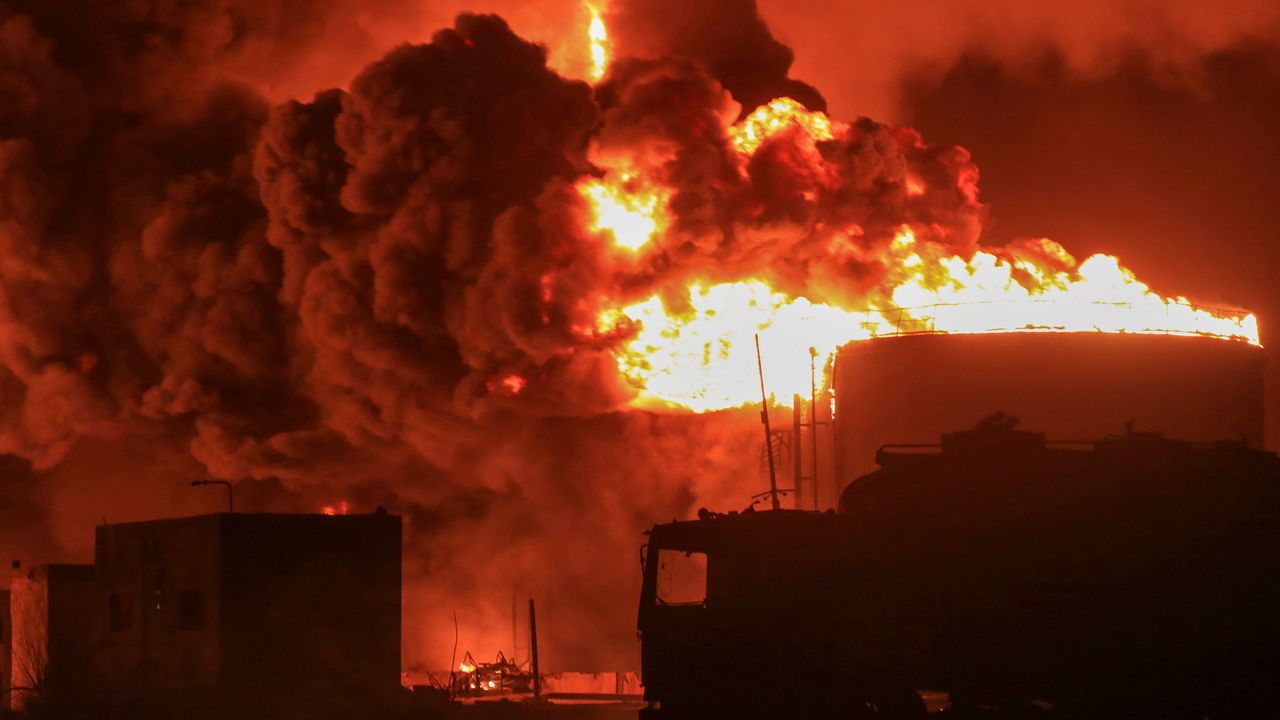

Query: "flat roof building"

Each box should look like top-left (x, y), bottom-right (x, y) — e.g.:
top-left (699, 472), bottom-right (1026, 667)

top-left (93, 512), bottom-right (401, 705)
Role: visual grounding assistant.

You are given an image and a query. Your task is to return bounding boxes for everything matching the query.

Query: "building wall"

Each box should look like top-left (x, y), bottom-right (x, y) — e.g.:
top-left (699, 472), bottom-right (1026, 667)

top-left (92, 513), bottom-right (401, 702)
top-left (834, 333), bottom-right (1266, 487)
top-left (94, 516), bottom-right (222, 690)
top-left (8, 565), bottom-right (95, 709)
top-left (218, 513), bottom-right (402, 699)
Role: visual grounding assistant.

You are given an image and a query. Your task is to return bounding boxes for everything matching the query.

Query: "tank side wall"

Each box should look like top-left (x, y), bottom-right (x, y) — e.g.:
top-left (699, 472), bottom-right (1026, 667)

top-left (834, 334), bottom-right (1265, 487)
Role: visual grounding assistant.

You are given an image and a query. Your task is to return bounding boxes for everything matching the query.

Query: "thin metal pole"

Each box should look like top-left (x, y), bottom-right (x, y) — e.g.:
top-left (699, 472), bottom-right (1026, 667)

top-left (809, 347), bottom-right (820, 511)
top-left (830, 353), bottom-right (839, 505)
top-left (191, 480), bottom-right (234, 513)
top-left (529, 598), bottom-right (541, 701)
top-left (755, 334), bottom-right (781, 511)
top-left (792, 395), bottom-right (803, 510)
top-left (449, 611), bottom-right (459, 697)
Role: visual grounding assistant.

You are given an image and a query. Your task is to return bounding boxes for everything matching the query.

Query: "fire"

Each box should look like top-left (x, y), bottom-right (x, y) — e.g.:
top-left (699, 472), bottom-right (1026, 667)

top-left (321, 500), bottom-right (350, 516)
top-left (586, 3), bottom-right (610, 82)
top-left (569, 97), bottom-right (1259, 412)
top-left (579, 173), bottom-right (667, 251)
top-left (604, 282), bottom-right (878, 412)
top-left (883, 229), bottom-right (1259, 341)
top-left (601, 224), bottom-right (1258, 412)
top-left (729, 97), bottom-right (837, 156)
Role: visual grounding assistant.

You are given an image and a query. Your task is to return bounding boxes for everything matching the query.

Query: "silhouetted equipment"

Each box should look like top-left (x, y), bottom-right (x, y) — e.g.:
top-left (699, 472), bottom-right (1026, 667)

top-left (808, 346), bottom-right (820, 507)
top-left (529, 598), bottom-right (541, 701)
top-left (639, 418), bottom-right (1280, 718)
top-left (791, 349), bottom-right (829, 511)
top-left (449, 651), bottom-right (532, 697)
top-left (189, 479), bottom-right (234, 513)
top-left (755, 334), bottom-right (782, 510)
top-left (833, 333), bottom-right (1266, 485)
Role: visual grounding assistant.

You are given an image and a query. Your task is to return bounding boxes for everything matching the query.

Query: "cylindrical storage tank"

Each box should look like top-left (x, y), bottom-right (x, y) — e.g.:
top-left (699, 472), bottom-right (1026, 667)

top-left (833, 333), bottom-right (1265, 488)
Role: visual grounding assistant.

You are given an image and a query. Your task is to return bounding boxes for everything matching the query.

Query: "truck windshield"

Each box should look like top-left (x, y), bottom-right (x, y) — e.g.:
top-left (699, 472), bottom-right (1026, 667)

top-left (654, 549), bottom-right (707, 606)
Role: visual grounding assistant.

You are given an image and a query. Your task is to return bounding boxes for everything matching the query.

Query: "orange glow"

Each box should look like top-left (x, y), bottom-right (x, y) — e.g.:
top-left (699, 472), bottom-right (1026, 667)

top-left (575, 98), bottom-right (1260, 412)
top-left (729, 97), bottom-right (837, 156)
top-left (321, 500), bottom-right (350, 516)
top-left (601, 227), bottom-right (1258, 412)
top-left (501, 374), bottom-right (527, 394)
top-left (586, 2), bottom-right (610, 82)
top-left (601, 281), bottom-right (880, 411)
top-left (579, 173), bottom-right (667, 251)
top-left (882, 228), bottom-right (1259, 342)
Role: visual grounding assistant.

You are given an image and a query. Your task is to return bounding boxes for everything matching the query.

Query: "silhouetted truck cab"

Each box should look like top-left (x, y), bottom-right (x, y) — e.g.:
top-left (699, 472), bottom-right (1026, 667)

top-left (638, 417), bottom-right (1280, 718)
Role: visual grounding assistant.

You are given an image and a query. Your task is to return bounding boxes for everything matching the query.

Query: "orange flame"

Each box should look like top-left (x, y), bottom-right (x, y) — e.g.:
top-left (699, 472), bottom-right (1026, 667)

top-left (586, 2), bottom-right (610, 82)
top-left (321, 500), bottom-right (350, 516)
top-left (587, 95), bottom-right (1259, 412)
top-left (729, 97), bottom-right (837, 156)
top-left (579, 172), bottom-right (668, 252)
top-left (602, 226), bottom-right (1257, 411)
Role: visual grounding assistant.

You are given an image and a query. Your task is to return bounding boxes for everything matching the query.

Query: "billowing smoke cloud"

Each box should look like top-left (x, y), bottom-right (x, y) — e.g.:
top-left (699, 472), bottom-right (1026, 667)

top-left (607, 0), bottom-right (826, 113)
top-left (0, 0), bottom-right (989, 669)
top-left (2, 0), bottom-right (1269, 672)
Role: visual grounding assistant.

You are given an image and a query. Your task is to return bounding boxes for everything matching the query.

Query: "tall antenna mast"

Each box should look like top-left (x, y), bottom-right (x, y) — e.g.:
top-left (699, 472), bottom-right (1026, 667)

top-left (755, 334), bottom-right (782, 511)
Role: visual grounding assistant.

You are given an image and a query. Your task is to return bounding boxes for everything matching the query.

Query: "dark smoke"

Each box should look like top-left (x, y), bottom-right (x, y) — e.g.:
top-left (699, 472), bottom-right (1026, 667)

top-left (2, 0), bottom-right (1271, 672)
top-left (900, 42), bottom-right (1280, 449)
top-left (608, 0), bottom-right (826, 114)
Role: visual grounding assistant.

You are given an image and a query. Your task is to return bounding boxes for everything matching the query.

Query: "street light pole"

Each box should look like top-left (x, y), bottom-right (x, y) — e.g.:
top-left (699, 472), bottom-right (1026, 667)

top-left (191, 480), bottom-right (234, 513)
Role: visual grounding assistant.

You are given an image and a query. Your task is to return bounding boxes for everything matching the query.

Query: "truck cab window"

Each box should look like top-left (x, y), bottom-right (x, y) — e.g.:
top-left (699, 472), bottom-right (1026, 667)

top-left (655, 549), bottom-right (707, 606)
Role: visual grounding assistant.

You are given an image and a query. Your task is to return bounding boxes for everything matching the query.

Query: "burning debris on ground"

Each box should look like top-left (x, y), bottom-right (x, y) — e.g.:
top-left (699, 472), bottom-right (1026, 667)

top-left (451, 652), bottom-right (534, 697)
top-left (0, 0), bottom-right (1277, 716)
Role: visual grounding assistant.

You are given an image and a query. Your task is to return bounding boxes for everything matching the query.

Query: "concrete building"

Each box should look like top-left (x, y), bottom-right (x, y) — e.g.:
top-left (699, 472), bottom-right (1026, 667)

top-left (92, 512), bottom-right (401, 702)
top-left (7, 564), bottom-right (96, 709)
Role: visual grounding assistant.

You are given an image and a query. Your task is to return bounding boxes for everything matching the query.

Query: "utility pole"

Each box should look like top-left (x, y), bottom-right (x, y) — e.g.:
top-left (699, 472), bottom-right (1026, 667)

top-left (529, 598), bottom-right (542, 701)
top-left (755, 334), bottom-right (781, 511)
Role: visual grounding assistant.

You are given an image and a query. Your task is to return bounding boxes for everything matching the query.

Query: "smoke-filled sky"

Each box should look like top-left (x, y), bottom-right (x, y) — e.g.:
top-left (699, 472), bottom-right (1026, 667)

top-left (1, 0), bottom-right (1278, 672)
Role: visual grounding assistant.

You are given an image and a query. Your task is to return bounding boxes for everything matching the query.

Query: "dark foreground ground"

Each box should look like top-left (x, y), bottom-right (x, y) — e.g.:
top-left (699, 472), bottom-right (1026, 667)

top-left (3, 693), bottom-right (643, 720)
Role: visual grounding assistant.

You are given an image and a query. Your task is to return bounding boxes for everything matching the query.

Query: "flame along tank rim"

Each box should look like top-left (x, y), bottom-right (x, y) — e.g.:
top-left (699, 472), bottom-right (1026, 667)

top-left (857, 325), bottom-right (1261, 348)
top-left (843, 297), bottom-right (1261, 348)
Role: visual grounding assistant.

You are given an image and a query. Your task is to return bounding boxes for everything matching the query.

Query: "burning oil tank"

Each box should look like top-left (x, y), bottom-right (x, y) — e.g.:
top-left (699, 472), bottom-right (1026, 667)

top-left (832, 332), bottom-right (1265, 484)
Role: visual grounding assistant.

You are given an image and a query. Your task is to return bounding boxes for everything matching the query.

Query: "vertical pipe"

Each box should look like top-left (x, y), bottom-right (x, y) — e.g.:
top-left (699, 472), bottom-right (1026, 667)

top-left (529, 598), bottom-right (541, 701)
top-left (792, 395), bottom-right (803, 510)
top-left (809, 347), bottom-right (820, 511)
top-left (830, 353), bottom-right (839, 510)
